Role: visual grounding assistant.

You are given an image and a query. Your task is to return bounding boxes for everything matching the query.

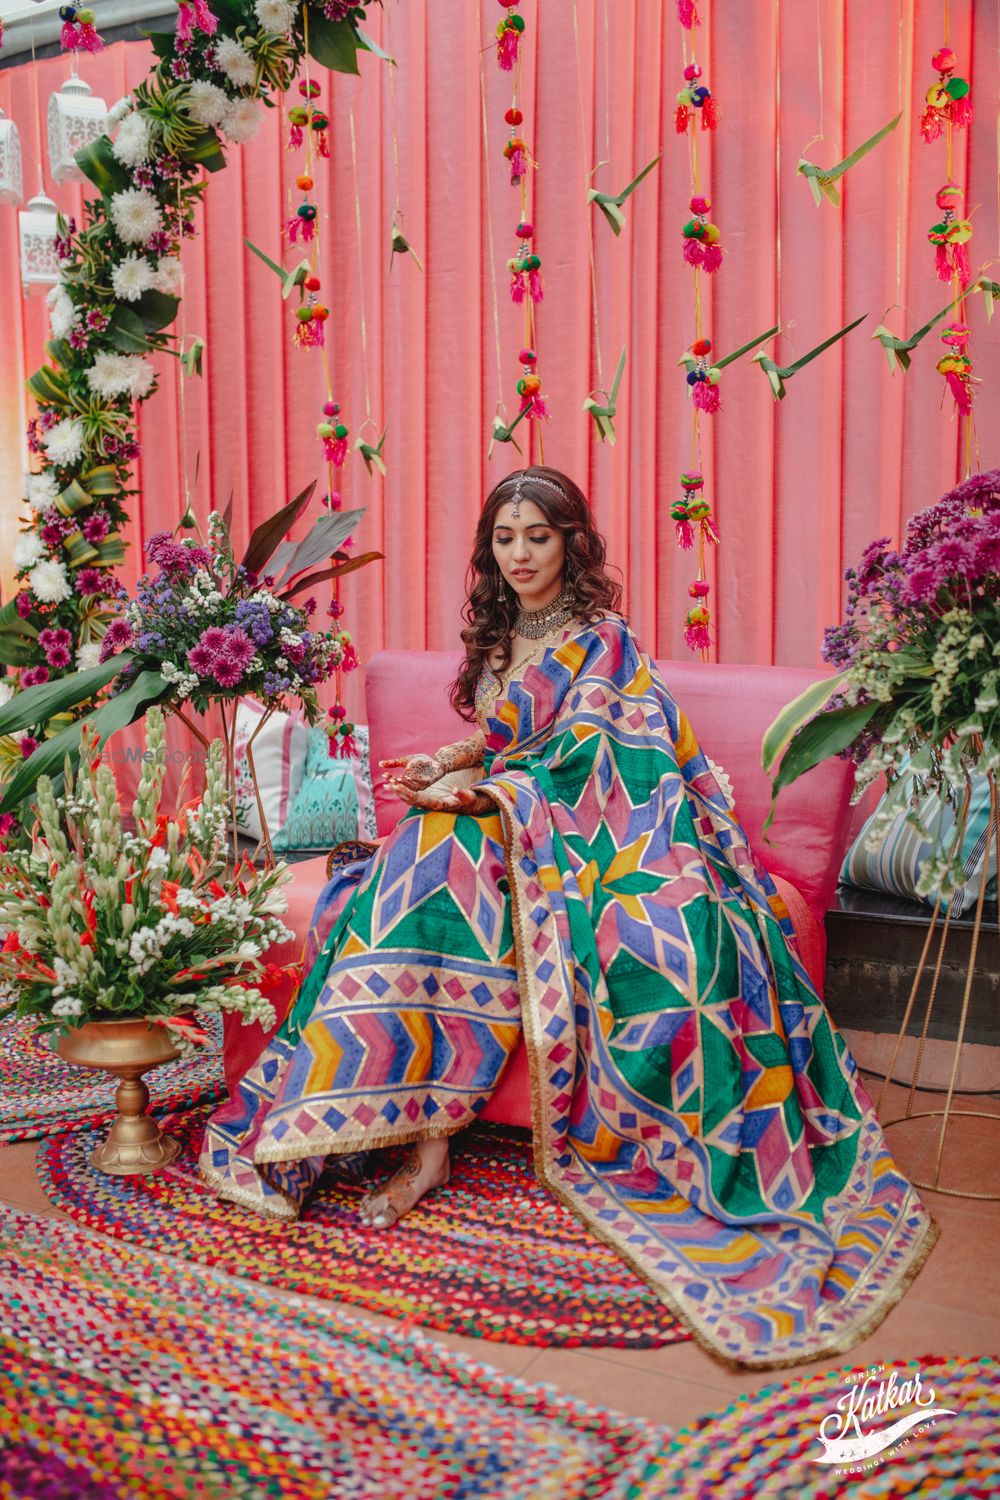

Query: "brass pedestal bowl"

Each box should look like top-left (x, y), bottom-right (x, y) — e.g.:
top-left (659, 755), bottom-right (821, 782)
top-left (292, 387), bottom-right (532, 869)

top-left (56, 1017), bottom-right (182, 1176)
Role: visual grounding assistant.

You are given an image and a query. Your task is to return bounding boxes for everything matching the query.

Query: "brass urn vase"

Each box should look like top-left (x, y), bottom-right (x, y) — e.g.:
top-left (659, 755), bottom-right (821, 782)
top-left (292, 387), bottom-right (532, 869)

top-left (56, 1017), bottom-right (182, 1175)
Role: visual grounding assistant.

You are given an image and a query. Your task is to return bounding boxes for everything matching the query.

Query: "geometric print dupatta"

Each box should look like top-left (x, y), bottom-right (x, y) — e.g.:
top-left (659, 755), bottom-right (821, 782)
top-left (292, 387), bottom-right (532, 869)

top-left (200, 616), bottom-right (936, 1369)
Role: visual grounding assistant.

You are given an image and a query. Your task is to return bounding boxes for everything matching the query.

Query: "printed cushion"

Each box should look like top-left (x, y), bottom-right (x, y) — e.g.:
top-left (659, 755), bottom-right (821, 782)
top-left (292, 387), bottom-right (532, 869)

top-left (273, 728), bottom-right (360, 852)
top-left (233, 700), bottom-right (308, 843)
top-left (840, 767), bottom-right (997, 916)
top-left (351, 724), bottom-right (378, 840)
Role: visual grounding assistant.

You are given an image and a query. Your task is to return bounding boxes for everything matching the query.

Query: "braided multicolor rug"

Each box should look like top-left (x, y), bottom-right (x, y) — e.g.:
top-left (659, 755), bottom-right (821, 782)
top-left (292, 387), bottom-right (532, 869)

top-left (0, 1013), bottom-right (226, 1144)
top-left (39, 1102), bottom-right (686, 1350)
top-left (659, 1354), bottom-right (1000, 1497)
top-left (0, 1205), bottom-right (671, 1500)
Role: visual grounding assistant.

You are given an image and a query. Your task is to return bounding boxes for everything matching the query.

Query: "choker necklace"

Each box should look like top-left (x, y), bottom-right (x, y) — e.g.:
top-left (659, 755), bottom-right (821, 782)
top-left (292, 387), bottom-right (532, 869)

top-left (513, 584), bottom-right (576, 640)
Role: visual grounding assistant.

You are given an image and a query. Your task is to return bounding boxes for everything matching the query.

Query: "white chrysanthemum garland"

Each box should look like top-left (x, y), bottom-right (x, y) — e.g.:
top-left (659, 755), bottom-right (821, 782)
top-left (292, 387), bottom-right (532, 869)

top-left (10, 0), bottom-right (375, 752)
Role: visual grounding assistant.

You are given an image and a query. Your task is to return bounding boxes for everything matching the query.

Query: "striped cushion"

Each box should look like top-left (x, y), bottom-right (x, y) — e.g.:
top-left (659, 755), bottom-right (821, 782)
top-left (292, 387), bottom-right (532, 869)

top-left (840, 768), bottom-right (997, 916)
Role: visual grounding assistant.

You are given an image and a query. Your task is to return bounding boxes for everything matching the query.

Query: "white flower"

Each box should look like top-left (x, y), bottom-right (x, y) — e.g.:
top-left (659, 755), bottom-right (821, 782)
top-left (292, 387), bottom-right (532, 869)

top-left (153, 256), bottom-right (184, 296)
top-left (184, 80), bottom-right (230, 127)
top-left (76, 642), bottom-right (103, 670)
top-left (109, 186), bottom-right (164, 247)
top-left (254, 0), bottom-right (294, 32)
top-left (27, 558), bottom-right (72, 605)
top-left (0, 682), bottom-right (14, 707)
top-left (52, 995), bottom-right (84, 1018)
top-left (220, 98), bottom-right (262, 144)
top-left (145, 846), bottom-right (170, 873)
top-left (86, 351), bottom-right (155, 400)
top-left (26, 471), bottom-right (60, 513)
top-left (42, 418), bottom-right (84, 466)
top-left (111, 111), bottom-right (151, 168)
top-left (47, 284), bottom-right (79, 341)
top-left (111, 252), bottom-right (156, 303)
top-left (107, 95), bottom-right (133, 127)
top-left (215, 35), bottom-right (257, 87)
top-left (13, 531), bottom-right (44, 571)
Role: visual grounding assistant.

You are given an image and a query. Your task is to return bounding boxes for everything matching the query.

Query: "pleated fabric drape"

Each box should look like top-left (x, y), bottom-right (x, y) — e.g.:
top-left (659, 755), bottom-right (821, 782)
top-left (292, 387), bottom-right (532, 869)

top-left (1, 0), bottom-right (997, 717)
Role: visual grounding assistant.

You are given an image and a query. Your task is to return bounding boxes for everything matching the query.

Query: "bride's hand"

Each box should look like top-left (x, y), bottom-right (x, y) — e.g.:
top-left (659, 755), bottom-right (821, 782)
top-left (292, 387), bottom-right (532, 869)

top-left (378, 754), bottom-right (443, 791)
top-left (385, 780), bottom-right (494, 816)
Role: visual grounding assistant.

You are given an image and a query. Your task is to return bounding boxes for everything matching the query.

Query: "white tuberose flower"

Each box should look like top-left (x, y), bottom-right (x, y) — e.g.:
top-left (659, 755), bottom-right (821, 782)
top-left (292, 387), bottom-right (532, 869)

top-left (184, 80), bottom-right (230, 127)
top-left (110, 111), bottom-right (151, 168)
top-left (111, 251), bottom-right (156, 303)
top-left (215, 35), bottom-right (257, 87)
top-left (254, 0), bottom-right (294, 32)
top-left (28, 558), bottom-right (72, 604)
top-left (42, 418), bottom-right (84, 466)
top-left (109, 186), bottom-right (164, 246)
top-left (220, 99), bottom-right (261, 145)
top-left (47, 284), bottom-right (79, 341)
top-left (26, 471), bottom-right (60, 514)
top-left (13, 531), bottom-right (44, 571)
top-left (153, 256), bottom-right (184, 296)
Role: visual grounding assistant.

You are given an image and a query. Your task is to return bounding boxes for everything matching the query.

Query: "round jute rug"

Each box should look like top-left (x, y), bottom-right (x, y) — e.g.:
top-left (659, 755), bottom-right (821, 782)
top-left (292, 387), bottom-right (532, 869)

top-left (38, 1103), bottom-right (687, 1350)
top-left (654, 1354), bottom-right (1000, 1498)
top-left (0, 1014), bottom-right (226, 1144)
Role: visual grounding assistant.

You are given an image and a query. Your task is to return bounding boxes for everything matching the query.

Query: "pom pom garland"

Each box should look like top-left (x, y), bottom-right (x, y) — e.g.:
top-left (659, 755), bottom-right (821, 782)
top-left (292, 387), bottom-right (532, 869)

top-left (920, 45), bottom-right (972, 143)
top-left (59, 2), bottom-right (105, 51)
top-left (675, 61), bottom-right (717, 132)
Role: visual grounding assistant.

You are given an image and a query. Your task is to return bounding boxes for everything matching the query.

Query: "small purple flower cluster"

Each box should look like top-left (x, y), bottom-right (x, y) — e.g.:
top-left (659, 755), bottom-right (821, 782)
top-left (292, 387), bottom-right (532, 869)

top-left (188, 625), bottom-right (255, 688)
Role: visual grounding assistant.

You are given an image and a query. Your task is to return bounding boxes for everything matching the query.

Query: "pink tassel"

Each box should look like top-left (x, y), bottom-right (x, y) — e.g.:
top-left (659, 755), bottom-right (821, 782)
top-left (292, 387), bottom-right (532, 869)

top-left (675, 520), bottom-right (695, 550)
top-left (675, 105), bottom-right (690, 134)
top-left (953, 242), bottom-right (972, 284)
top-left (683, 240), bottom-right (705, 268)
top-left (691, 382), bottom-right (721, 413)
top-left (508, 147), bottom-right (526, 185)
top-left (944, 371), bottom-right (973, 415)
top-left (528, 269), bottom-right (544, 302)
top-left (60, 20), bottom-right (80, 48)
top-left (520, 393), bottom-right (550, 422)
top-left (701, 516), bottom-right (721, 546)
top-left (920, 107), bottom-right (946, 143)
top-left (509, 272), bottom-right (527, 304)
top-left (935, 243), bottom-right (953, 282)
top-left (293, 320), bottom-right (324, 349)
top-left (331, 733), bottom-right (358, 759)
top-left (286, 216), bottom-right (315, 244)
top-left (288, 123), bottom-right (304, 148)
top-left (192, 0), bottom-right (218, 34)
top-left (677, 0), bottom-right (698, 28)
top-left (951, 96), bottom-right (973, 129)
top-left (497, 28), bottom-right (519, 70)
top-left (322, 436), bottom-right (349, 466)
top-left (313, 129), bottom-right (330, 159)
top-left (78, 21), bottom-right (104, 50)
top-left (701, 96), bottom-right (719, 130)
top-left (684, 621), bottom-right (711, 652)
top-left (701, 243), bottom-right (723, 274)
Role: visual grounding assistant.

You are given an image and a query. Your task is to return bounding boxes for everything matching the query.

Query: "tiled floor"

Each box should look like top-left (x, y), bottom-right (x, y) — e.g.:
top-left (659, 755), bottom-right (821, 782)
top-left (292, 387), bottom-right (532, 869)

top-left (2, 1073), bottom-right (998, 1435)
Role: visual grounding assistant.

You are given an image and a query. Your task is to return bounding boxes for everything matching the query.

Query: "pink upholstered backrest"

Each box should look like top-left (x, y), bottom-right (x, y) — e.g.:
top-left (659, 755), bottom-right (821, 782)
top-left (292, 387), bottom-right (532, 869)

top-left (365, 651), bottom-right (855, 923)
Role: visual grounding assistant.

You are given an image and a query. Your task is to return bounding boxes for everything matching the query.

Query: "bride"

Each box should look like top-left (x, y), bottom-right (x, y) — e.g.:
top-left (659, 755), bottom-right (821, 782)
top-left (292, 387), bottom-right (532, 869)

top-left (201, 464), bottom-right (934, 1369)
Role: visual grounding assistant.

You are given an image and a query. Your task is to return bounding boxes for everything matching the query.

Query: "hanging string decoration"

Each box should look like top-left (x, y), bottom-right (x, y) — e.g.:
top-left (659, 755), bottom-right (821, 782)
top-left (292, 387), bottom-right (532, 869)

top-left (495, 2), bottom-right (525, 72)
top-left (675, 60), bottom-right (717, 133)
top-left (921, 38), bottom-right (977, 430)
top-left (681, 193), bottom-right (723, 273)
top-left (58, 4), bottom-right (105, 54)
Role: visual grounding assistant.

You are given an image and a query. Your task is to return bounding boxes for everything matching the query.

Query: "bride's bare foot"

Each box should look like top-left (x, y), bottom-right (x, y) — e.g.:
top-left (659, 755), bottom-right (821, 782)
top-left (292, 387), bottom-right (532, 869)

top-left (358, 1137), bottom-right (450, 1230)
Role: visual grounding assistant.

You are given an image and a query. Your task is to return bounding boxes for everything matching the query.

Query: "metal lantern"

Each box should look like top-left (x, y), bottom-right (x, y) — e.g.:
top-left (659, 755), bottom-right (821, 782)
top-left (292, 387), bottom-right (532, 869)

top-left (47, 76), bottom-right (108, 186)
top-left (0, 108), bottom-right (23, 206)
top-left (19, 192), bottom-right (60, 292)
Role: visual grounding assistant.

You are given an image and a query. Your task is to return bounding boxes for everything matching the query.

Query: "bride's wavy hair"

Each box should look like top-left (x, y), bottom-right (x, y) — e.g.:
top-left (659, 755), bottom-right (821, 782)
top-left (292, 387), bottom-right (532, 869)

top-left (449, 466), bottom-right (623, 721)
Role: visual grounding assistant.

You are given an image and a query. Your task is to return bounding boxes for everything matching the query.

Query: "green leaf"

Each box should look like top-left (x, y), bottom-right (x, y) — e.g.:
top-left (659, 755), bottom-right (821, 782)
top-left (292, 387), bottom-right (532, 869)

top-left (179, 336), bottom-right (205, 378)
top-left (761, 672), bottom-right (849, 773)
top-left (588, 155), bottom-right (661, 236)
top-left (356, 28), bottom-right (395, 63)
top-left (714, 325), bottom-right (781, 371)
top-left (282, 259), bottom-right (311, 299)
top-left (280, 551), bottom-right (383, 599)
top-left (26, 365), bottom-right (68, 407)
top-left (107, 305), bottom-right (156, 355)
top-left (0, 637), bottom-right (41, 668)
top-left (186, 128), bottom-right (226, 173)
top-left (752, 315), bottom-right (866, 400)
top-left (240, 482), bottom-right (318, 576)
top-left (142, 29), bottom-right (176, 60)
top-left (797, 113), bottom-right (902, 206)
top-left (307, 12), bottom-right (361, 73)
top-left (94, 669), bottom-right (170, 741)
top-left (0, 656), bottom-right (126, 739)
top-left (872, 296), bottom-right (957, 374)
top-left (771, 701), bottom-right (878, 797)
top-left (271, 509), bottom-right (366, 583)
top-left (74, 135), bottom-right (130, 198)
top-left (0, 601), bottom-right (39, 641)
top-left (0, 721), bottom-right (83, 815)
top-left (245, 238), bottom-right (286, 281)
top-left (135, 289), bottom-right (180, 333)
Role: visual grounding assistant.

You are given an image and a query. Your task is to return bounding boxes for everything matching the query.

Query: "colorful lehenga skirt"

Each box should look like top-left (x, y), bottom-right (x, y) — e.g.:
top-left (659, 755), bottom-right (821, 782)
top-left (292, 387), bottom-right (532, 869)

top-left (200, 617), bottom-right (936, 1369)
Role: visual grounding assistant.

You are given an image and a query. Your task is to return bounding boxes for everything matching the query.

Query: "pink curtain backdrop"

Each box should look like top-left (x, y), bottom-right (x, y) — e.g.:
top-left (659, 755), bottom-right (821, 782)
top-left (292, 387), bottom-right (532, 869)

top-left (1, 0), bottom-right (998, 721)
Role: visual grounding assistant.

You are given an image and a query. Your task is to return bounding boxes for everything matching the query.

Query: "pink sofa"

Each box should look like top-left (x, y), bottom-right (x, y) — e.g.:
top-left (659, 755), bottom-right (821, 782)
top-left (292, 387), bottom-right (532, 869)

top-left (222, 653), bottom-right (856, 1131)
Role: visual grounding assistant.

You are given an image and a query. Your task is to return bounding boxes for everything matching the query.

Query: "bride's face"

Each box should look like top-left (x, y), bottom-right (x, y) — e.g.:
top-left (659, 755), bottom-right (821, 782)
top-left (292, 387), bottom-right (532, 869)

top-left (492, 499), bottom-right (566, 611)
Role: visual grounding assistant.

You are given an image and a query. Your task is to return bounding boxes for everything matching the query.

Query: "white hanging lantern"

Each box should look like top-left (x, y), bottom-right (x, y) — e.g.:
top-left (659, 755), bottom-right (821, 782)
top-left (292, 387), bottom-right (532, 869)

top-left (0, 108), bottom-right (23, 206)
top-left (19, 192), bottom-right (60, 293)
top-left (47, 76), bottom-right (108, 186)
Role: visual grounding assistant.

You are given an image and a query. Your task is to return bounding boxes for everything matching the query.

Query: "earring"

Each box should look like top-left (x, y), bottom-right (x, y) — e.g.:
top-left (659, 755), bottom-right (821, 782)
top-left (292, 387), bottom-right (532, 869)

top-left (498, 577), bottom-right (508, 603)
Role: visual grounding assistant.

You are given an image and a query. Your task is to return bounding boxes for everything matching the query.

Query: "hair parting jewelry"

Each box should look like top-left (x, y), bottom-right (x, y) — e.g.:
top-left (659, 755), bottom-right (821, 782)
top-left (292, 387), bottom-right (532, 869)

top-left (501, 469), bottom-right (567, 518)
